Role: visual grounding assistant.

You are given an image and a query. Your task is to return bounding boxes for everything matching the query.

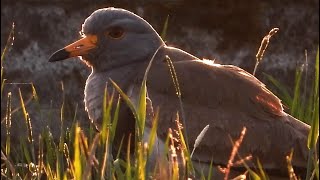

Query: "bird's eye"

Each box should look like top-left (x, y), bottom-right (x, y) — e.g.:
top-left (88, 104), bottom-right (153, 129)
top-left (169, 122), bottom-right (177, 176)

top-left (107, 27), bottom-right (125, 39)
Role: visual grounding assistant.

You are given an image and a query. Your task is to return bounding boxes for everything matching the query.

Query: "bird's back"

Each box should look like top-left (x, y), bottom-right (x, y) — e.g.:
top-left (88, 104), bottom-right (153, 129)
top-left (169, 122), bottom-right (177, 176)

top-left (84, 45), bottom-right (311, 178)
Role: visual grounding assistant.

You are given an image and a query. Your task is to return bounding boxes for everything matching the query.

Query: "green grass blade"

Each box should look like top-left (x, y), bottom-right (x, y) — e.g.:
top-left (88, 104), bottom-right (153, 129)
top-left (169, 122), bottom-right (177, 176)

top-left (125, 134), bottom-right (132, 180)
top-left (72, 103), bottom-right (78, 125)
top-left (248, 170), bottom-right (261, 180)
top-left (116, 136), bottom-right (125, 160)
top-left (136, 141), bottom-right (146, 180)
top-left (56, 150), bottom-right (63, 180)
top-left (20, 138), bottom-right (31, 163)
top-left (43, 127), bottom-right (56, 174)
top-left (137, 44), bottom-right (165, 138)
top-left (44, 162), bottom-right (54, 179)
top-left (306, 47), bottom-right (319, 180)
top-left (147, 108), bottom-right (159, 156)
top-left (73, 125), bottom-right (82, 180)
top-left (110, 79), bottom-right (138, 124)
top-left (31, 83), bottom-right (39, 102)
top-left (59, 82), bottom-right (65, 153)
top-left (315, 159), bottom-right (319, 180)
top-left (1, 22), bottom-right (15, 64)
top-left (138, 78), bottom-right (147, 135)
top-left (160, 15), bottom-right (169, 40)
top-left (111, 95), bottom-right (121, 143)
top-left (58, 97), bottom-right (65, 178)
top-left (101, 87), bottom-right (113, 143)
top-left (305, 92), bottom-right (318, 180)
top-left (304, 88), bottom-right (315, 124)
top-left (18, 88), bottom-right (36, 162)
top-left (291, 65), bottom-right (303, 117)
top-left (5, 92), bottom-right (12, 157)
top-left (37, 135), bottom-right (44, 179)
top-left (207, 158), bottom-right (214, 180)
top-left (62, 142), bottom-right (74, 178)
top-left (84, 133), bottom-right (100, 179)
top-left (263, 73), bottom-right (292, 107)
top-left (1, 22), bottom-right (15, 98)
top-left (113, 159), bottom-right (125, 179)
top-left (1, 77), bottom-right (5, 98)
top-left (18, 88), bottom-right (29, 125)
top-left (307, 47), bottom-right (319, 149)
top-left (308, 97), bottom-right (319, 149)
top-left (314, 47), bottom-right (319, 103)
top-left (100, 132), bottom-right (111, 180)
top-left (257, 158), bottom-right (268, 180)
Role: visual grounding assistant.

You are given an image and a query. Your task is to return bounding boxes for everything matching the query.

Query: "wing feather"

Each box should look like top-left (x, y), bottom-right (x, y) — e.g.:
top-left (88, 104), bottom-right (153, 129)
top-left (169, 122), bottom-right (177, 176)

top-left (141, 59), bottom-right (308, 170)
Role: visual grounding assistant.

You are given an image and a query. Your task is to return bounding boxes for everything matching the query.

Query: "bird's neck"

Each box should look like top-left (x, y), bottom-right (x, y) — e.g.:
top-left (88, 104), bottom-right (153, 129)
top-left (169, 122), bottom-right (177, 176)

top-left (83, 45), bottom-right (199, 122)
top-left (84, 63), bottom-right (145, 122)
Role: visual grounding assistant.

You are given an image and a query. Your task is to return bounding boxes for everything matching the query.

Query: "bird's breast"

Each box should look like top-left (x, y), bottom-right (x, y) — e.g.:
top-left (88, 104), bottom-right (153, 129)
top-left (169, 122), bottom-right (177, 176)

top-left (84, 65), bottom-right (144, 123)
top-left (84, 72), bottom-right (109, 123)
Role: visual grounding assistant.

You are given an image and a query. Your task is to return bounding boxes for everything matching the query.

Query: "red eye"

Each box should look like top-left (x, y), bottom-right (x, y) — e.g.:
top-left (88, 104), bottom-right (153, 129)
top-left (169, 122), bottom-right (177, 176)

top-left (107, 27), bottom-right (125, 39)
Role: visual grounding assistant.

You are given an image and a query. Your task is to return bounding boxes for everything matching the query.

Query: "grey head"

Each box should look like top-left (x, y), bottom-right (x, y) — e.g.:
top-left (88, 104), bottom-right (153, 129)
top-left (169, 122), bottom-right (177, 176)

top-left (49, 7), bottom-right (165, 72)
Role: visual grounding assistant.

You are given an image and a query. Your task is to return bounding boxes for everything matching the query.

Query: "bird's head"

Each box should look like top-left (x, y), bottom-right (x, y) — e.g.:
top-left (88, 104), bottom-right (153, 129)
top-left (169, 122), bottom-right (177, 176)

top-left (49, 7), bottom-right (165, 71)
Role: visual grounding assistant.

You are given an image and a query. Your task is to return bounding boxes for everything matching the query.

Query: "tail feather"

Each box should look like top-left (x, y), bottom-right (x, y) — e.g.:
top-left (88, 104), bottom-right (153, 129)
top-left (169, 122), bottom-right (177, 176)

top-left (285, 114), bottom-right (316, 178)
top-left (286, 114), bottom-right (310, 136)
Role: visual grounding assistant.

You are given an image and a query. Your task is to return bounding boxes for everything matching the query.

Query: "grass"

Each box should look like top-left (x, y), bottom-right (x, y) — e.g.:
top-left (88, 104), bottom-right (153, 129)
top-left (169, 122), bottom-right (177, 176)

top-left (1, 24), bottom-right (319, 180)
top-left (263, 48), bottom-right (319, 180)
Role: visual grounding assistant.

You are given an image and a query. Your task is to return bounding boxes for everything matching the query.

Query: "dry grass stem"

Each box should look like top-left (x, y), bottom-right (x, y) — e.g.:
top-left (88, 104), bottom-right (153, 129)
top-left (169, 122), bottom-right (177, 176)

top-left (83, 133), bottom-right (101, 179)
top-left (286, 150), bottom-right (299, 180)
top-left (221, 127), bottom-right (247, 180)
top-left (5, 92), bottom-right (12, 155)
top-left (232, 155), bottom-right (253, 166)
top-left (253, 27), bottom-right (279, 76)
top-left (1, 22), bottom-right (15, 62)
top-left (79, 130), bottom-right (99, 168)
top-left (232, 172), bottom-right (247, 180)
top-left (1, 150), bottom-right (15, 177)
top-left (63, 142), bottom-right (74, 176)
top-left (100, 133), bottom-right (111, 179)
top-left (168, 128), bottom-right (180, 179)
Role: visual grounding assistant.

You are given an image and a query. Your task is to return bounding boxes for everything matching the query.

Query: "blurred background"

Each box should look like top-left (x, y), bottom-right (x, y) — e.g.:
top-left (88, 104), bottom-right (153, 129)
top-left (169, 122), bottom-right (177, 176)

top-left (1, 0), bottom-right (319, 143)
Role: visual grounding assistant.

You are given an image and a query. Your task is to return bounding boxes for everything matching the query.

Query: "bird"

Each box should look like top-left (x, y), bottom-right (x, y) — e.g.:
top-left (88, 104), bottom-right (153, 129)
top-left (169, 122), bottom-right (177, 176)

top-left (49, 7), bottom-right (312, 179)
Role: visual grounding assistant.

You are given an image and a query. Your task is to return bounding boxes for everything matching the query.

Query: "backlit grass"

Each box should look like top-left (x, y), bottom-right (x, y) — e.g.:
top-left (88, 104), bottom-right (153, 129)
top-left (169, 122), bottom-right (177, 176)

top-left (1, 24), bottom-right (319, 180)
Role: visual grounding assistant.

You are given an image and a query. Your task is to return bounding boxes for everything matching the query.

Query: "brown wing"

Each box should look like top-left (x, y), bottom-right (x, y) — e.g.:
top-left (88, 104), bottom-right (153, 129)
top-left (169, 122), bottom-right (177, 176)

top-left (142, 59), bottom-right (309, 172)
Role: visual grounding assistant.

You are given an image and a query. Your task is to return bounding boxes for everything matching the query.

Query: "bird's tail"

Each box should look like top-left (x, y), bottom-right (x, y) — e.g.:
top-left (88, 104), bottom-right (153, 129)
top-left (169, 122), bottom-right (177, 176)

top-left (286, 114), bottom-right (310, 136)
top-left (285, 114), bottom-right (319, 178)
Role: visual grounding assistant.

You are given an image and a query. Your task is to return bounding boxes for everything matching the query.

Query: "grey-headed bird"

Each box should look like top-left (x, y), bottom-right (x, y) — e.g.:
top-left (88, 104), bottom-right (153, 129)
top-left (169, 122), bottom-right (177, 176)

top-left (49, 7), bottom-right (312, 179)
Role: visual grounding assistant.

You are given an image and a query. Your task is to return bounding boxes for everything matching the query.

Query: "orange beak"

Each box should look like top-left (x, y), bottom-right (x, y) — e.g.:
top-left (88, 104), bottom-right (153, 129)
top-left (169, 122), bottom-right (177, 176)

top-left (49, 35), bottom-right (98, 62)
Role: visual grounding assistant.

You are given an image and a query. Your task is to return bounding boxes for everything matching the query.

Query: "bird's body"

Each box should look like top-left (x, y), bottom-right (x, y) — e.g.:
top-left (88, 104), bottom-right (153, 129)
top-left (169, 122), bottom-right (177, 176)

top-left (49, 7), bottom-right (311, 179)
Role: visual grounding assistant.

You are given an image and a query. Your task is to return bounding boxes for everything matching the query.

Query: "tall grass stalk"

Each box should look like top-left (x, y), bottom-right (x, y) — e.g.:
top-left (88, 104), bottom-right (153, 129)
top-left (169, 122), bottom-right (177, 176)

top-left (306, 47), bottom-right (319, 180)
top-left (265, 48), bottom-right (319, 180)
top-left (160, 15), bottom-right (170, 40)
top-left (1, 22), bottom-right (15, 98)
top-left (5, 92), bottom-right (12, 158)
top-left (73, 125), bottom-right (82, 180)
top-left (253, 28), bottom-right (279, 76)
top-left (164, 55), bottom-right (190, 152)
